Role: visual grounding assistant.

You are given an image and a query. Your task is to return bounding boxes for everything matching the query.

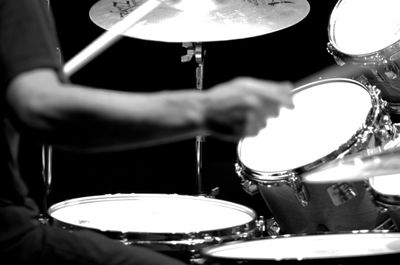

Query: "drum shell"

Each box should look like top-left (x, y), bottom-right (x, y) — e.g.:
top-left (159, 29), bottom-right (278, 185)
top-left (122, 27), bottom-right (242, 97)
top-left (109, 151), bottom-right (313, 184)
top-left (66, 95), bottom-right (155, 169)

top-left (256, 179), bottom-right (380, 234)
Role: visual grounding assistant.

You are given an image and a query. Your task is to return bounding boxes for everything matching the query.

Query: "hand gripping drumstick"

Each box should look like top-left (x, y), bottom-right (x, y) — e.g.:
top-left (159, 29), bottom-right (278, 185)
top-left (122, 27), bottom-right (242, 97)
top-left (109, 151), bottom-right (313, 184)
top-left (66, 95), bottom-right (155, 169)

top-left (63, 0), bottom-right (162, 78)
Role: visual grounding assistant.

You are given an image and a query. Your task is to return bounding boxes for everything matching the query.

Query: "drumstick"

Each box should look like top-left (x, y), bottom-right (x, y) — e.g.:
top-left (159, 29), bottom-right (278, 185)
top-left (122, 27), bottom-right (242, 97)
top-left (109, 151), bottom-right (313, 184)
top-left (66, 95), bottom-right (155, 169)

top-left (294, 63), bottom-right (366, 88)
top-left (63, 0), bottom-right (162, 78)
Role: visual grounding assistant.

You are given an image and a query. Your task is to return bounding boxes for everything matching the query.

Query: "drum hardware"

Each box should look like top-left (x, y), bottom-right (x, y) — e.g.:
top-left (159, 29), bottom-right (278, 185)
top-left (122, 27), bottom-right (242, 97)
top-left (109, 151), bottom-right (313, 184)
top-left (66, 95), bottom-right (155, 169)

top-left (206, 187), bottom-right (221, 199)
top-left (262, 217), bottom-right (281, 236)
top-left (288, 174), bottom-right (308, 207)
top-left (39, 0), bottom-right (59, 225)
top-left (181, 42), bottom-right (208, 195)
top-left (374, 216), bottom-right (398, 231)
top-left (235, 164), bottom-right (261, 196)
top-left (38, 144), bottom-right (53, 225)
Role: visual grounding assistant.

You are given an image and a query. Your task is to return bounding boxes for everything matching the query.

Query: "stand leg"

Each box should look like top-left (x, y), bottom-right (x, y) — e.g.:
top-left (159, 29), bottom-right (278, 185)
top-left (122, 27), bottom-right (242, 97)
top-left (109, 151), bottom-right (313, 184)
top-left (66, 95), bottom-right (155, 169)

top-left (195, 135), bottom-right (205, 194)
top-left (39, 144), bottom-right (52, 224)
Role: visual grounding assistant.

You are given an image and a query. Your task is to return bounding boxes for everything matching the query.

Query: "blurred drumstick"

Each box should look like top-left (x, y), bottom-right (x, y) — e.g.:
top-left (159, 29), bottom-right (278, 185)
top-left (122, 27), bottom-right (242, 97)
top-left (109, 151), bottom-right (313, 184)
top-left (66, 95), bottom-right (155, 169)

top-left (294, 63), bottom-right (366, 88)
top-left (303, 146), bottom-right (400, 183)
top-left (63, 0), bottom-right (162, 78)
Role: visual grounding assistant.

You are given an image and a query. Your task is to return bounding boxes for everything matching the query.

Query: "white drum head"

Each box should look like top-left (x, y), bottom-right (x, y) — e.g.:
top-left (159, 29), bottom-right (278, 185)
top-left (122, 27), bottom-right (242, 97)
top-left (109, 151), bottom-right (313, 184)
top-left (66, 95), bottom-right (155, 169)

top-left (369, 174), bottom-right (400, 197)
top-left (329, 0), bottom-right (400, 55)
top-left (238, 79), bottom-right (372, 173)
top-left (203, 233), bottom-right (400, 260)
top-left (49, 194), bottom-right (256, 233)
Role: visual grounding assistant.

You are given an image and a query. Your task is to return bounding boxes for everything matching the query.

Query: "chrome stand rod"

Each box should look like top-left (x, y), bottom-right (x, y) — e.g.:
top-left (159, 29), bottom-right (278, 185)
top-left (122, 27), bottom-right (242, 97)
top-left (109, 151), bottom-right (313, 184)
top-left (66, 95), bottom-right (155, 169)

top-left (182, 42), bottom-right (206, 195)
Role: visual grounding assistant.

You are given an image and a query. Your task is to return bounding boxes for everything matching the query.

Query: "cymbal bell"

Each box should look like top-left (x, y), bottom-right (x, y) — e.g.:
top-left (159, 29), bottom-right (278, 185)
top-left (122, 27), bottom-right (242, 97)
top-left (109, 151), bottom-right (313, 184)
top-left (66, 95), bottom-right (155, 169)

top-left (89, 0), bottom-right (310, 43)
top-left (303, 146), bottom-right (400, 184)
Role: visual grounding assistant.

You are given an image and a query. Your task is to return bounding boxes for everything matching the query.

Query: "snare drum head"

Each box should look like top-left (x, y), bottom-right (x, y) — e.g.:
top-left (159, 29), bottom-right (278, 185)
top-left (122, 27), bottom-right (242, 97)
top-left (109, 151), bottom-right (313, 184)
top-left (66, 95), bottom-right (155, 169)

top-left (201, 232), bottom-right (400, 261)
top-left (238, 79), bottom-right (372, 174)
top-left (329, 0), bottom-right (400, 55)
top-left (49, 193), bottom-right (256, 233)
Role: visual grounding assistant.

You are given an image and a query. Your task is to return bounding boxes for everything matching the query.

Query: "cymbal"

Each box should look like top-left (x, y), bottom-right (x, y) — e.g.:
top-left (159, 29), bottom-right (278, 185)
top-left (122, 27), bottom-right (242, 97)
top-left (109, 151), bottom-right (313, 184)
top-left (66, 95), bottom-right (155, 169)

top-left (89, 0), bottom-right (310, 43)
top-left (303, 146), bottom-right (400, 183)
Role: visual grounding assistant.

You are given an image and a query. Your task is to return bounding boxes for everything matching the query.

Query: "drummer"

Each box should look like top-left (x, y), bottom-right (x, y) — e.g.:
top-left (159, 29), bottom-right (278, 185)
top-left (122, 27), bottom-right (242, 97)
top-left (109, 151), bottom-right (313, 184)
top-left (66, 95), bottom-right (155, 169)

top-left (0, 1), bottom-right (294, 265)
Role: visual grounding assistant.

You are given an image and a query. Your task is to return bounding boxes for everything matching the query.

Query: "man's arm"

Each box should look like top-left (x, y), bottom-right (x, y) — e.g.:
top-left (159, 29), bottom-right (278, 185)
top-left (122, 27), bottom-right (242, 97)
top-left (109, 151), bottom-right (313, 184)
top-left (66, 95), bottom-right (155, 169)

top-left (6, 68), bottom-right (293, 152)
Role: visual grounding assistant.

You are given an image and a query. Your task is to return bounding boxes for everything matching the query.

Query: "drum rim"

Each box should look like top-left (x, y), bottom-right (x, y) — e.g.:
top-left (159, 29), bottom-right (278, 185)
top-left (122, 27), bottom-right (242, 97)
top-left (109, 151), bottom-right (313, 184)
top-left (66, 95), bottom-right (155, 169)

top-left (236, 78), bottom-right (380, 184)
top-left (199, 230), bottom-right (399, 262)
top-left (48, 193), bottom-right (259, 251)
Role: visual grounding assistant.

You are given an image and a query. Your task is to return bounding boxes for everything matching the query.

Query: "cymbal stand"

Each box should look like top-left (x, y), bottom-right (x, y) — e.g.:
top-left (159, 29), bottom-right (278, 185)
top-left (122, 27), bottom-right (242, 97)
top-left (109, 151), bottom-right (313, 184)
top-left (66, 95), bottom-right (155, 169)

top-left (182, 42), bottom-right (220, 197)
top-left (39, 0), bottom-right (53, 225)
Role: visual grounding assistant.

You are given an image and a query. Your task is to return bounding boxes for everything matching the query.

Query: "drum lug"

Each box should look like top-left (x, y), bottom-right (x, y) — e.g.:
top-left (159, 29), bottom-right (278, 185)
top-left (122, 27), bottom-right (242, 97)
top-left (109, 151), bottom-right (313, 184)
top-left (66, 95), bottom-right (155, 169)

top-left (327, 42), bottom-right (345, 66)
top-left (235, 163), bottom-right (259, 195)
top-left (383, 62), bottom-right (399, 80)
top-left (376, 114), bottom-right (396, 144)
top-left (257, 216), bottom-right (281, 236)
top-left (288, 174), bottom-right (309, 207)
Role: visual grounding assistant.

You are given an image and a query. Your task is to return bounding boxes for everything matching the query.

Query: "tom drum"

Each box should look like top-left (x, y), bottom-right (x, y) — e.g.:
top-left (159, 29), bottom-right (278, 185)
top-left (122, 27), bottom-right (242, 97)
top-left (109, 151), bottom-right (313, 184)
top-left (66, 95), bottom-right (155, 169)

top-left (236, 78), bottom-right (395, 234)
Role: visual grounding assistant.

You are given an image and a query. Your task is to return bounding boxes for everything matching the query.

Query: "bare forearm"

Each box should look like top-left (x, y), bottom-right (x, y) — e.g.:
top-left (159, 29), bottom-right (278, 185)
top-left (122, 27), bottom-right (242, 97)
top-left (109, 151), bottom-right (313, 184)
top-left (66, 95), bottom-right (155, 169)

top-left (6, 69), bottom-right (206, 152)
top-left (6, 69), bottom-right (294, 152)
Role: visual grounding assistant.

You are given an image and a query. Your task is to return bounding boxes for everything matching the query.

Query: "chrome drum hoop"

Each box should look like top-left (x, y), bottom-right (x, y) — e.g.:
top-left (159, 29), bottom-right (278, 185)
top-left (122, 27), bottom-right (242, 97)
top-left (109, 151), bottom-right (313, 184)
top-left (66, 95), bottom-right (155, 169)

top-left (48, 193), bottom-right (259, 253)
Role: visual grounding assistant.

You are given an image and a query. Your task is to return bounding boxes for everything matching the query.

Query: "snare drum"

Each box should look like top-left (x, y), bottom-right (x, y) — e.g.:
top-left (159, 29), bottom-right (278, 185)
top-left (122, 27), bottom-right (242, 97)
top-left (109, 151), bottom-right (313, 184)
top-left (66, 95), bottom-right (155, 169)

top-left (327, 0), bottom-right (400, 115)
top-left (48, 193), bottom-right (258, 260)
top-left (198, 232), bottom-right (400, 264)
top-left (368, 174), bottom-right (400, 230)
top-left (236, 78), bottom-right (394, 234)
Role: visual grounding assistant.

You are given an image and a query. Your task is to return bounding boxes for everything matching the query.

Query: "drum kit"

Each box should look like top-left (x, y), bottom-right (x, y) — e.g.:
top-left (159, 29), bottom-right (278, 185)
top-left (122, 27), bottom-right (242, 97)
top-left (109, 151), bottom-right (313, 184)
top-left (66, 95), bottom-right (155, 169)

top-left (48, 0), bottom-right (400, 263)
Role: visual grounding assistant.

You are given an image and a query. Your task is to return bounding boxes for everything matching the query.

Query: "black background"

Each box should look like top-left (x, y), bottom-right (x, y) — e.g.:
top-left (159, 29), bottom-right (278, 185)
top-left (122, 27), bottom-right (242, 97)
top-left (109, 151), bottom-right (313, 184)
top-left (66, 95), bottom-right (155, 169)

top-left (38, 0), bottom-right (339, 219)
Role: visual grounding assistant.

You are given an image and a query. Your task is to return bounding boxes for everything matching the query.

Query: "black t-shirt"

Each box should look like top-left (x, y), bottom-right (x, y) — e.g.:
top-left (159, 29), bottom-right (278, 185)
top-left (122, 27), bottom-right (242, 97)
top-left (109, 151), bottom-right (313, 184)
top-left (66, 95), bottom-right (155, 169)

top-left (0, 0), bottom-right (61, 241)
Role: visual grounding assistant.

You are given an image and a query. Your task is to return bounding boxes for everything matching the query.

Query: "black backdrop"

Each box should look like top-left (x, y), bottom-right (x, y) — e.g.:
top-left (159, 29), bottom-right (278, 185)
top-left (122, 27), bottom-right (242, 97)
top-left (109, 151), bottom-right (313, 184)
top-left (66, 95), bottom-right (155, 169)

top-left (33, 0), bottom-right (340, 219)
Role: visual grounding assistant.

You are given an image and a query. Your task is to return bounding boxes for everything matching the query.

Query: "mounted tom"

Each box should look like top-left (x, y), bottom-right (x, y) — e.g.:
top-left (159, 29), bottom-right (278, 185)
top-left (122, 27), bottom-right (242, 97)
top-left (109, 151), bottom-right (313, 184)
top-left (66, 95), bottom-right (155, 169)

top-left (235, 78), bottom-right (396, 234)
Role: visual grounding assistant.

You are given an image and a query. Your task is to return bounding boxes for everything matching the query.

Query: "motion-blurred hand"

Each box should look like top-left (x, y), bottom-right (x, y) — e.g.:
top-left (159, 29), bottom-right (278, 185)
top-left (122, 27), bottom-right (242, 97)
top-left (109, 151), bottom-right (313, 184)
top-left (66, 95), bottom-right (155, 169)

top-left (203, 77), bottom-right (294, 141)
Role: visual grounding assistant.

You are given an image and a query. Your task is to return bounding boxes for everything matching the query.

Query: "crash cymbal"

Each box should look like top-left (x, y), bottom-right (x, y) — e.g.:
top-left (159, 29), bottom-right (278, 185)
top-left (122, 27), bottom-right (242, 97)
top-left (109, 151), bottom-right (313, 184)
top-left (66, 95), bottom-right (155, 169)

top-left (89, 0), bottom-right (310, 43)
top-left (303, 146), bottom-right (400, 183)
